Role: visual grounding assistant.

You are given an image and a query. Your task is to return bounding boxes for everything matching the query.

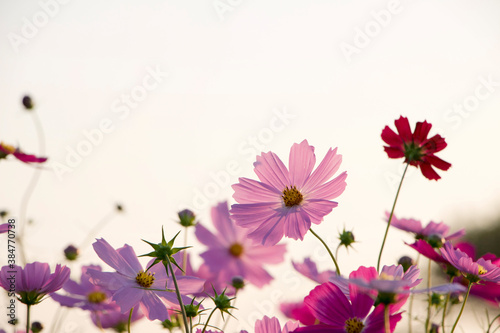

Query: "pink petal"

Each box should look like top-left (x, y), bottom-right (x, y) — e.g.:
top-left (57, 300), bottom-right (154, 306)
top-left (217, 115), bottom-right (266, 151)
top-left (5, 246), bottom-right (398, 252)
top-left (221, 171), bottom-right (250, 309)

top-left (231, 202), bottom-right (282, 229)
top-left (13, 151), bottom-right (48, 163)
top-left (239, 261), bottom-right (273, 287)
top-left (289, 140), bottom-right (316, 188)
top-left (383, 146), bottom-right (405, 159)
top-left (195, 224), bottom-right (222, 248)
top-left (301, 200), bottom-right (338, 224)
top-left (426, 155), bottom-right (451, 171)
top-left (92, 239), bottom-right (138, 277)
top-left (139, 290), bottom-right (169, 321)
top-left (232, 177), bottom-right (282, 204)
top-left (389, 214), bottom-right (423, 234)
top-left (254, 151), bottom-right (291, 190)
top-left (247, 212), bottom-right (286, 246)
top-left (302, 148), bottom-right (342, 193)
top-left (283, 209), bottom-right (311, 241)
top-left (304, 282), bottom-right (351, 327)
top-left (413, 120), bottom-right (432, 144)
top-left (211, 201), bottom-right (237, 241)
top-left (112, 286), bottom-right (143, 313)
top-left (306, 171), bottom-right (347, 200)
top-left (245, 243), bottom-right (286, 264)
top-left (116, 245), bottom-right (143, 273)
top-left (255, 316), bottom-right (281, 333)
top-left (381, 126), bottom-right (403, 147)
top-left (419, 162), bottom-right (441, 180)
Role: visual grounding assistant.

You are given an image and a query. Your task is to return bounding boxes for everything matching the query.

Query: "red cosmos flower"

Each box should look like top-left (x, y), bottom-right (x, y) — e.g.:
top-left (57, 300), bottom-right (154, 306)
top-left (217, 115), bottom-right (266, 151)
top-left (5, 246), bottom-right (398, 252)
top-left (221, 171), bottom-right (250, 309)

top-left (381, 116), bottom-right (451, 180)
top-left (0, 142), bottom-right (47, 164)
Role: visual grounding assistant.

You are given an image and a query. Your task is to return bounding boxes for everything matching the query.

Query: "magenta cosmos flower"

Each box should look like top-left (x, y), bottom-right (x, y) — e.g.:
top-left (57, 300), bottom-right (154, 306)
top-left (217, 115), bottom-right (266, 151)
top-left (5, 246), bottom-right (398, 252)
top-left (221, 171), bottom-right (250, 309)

top-left (51, 265), bottom-right (116, 312)
top-left (196, 201), bottom-right (286, 287)
top-left (87, 239), bottom-right (204, 321)
top-left (0, 142), bottom-right (47, 164)
top-left (381, 116), bottom-right (451, 180)
top-left (388, 213), bottom-right (465, 246)
top-left (440, 242), bottom-right (500, 283)
top-left (231, 140), bottom-right (347, 246)
top-left (0, 223), bottom-right (8, 234)
top-left (293, 281), bottom-right (402, 333)
top-left (0, 262), bottom-right (70, 305)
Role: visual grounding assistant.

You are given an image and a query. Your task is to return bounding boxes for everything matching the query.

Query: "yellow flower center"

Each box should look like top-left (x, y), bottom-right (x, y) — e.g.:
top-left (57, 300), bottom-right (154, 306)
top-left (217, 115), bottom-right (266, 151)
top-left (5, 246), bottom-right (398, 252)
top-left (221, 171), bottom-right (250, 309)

top-left (379, 272), bottom-right (394, 280)
top-left (477, 264), bottom-right (487, 275)
top-left (87, 291), bottom-right (107, 303)
top-left (0, 142), bottom-right (16, 154)
top-left (135, 270), bottom-right (155, 288)
top-left (229, 243), bottom-right (244, 257)
top-left (282, 186), bottom-right (303, 207)
top-left (345, 317), bottom-right (365, 333)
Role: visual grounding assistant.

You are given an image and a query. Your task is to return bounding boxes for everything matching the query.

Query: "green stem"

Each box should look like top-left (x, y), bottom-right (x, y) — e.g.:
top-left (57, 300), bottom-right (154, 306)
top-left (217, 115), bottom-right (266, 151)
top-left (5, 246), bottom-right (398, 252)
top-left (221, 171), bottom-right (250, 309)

top-left (26, 304), bottom-right (31, 333)
top-left (309, 228), bottom-right (340, 275)
top-left (450, 282), bottom-right (472, 333)
top-left (425, 259), bottom-right (432, 332)
top-left (384, 305), bottom-right (390, 333)
top-left (128, 307), bottom-right (133, 333)
top-left (166, 257), bottom-right (190, 333)
top-left (377, 163), bottom-right (409, 273)
top-left (441, 276), bottom-right (454, 333)
top-left (486, 313), bottom-right (500, 333)
top-left (201, 308), bottom-right (217, 333)
top-left (408, 253), bottom-right (420, 333)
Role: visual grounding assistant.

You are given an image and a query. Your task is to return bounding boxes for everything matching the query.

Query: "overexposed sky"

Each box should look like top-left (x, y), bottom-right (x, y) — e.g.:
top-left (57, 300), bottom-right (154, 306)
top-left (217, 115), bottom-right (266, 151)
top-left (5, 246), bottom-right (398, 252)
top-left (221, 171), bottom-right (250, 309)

top-left (1, 1), bottom-right (500, 332)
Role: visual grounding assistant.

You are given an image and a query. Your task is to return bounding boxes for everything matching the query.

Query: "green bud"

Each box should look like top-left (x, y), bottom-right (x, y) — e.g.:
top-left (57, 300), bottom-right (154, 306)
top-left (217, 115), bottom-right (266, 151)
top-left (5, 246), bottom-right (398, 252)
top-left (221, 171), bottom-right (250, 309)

top-left (178, 209), bottom-right (196, 227)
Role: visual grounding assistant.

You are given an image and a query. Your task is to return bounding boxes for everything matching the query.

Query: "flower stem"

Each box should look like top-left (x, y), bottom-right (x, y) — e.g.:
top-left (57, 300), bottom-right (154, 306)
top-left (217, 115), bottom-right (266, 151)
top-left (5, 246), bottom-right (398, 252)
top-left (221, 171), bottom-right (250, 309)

top-left (450, 281), bottom-right (472, 333)
top-left (166, 257), bottom-right (190, 333)
top-left (309, 228), bottom-right (340, 275)
top-left (377, 163), bottom-right (409, 273)
top-left (201, 308), bottom-right (217, 333)
top-left (26, 304), bottom-right (31, 333)
top-left (128, 307), bottom-right (133, 333)
top-left (441, 276), bottom-right (454, 333)
top-left (384, 305), bottom-right (390, 333)
top-left (425, 259), bottom-right (432, 333)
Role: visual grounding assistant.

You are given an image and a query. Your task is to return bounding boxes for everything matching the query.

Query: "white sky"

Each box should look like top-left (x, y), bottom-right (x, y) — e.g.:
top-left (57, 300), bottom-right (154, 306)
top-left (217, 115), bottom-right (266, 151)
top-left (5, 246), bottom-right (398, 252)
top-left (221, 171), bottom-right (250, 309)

top-left (1, 1), bottom-right (500, 332)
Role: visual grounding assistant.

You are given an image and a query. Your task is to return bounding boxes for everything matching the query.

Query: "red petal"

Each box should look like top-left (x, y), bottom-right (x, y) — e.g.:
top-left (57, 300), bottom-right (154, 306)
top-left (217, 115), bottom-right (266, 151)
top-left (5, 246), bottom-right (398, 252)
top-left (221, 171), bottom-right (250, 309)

top-left (394, 116), bottom-right (412, 143)
top-left (13, 152), bottom-right (48, 163)
top-left (424, 135), bottom-right (447, 153)
top-left (426, 155), bottom-right (451, 171)
top-left (381, 126), bottom-right (403, 147)
top-left (383, 146), bottom-right (405, 159)
top-left (413, 120), bottom-right (432, 144)
top-left (419, 162), bottom-right (441, 180)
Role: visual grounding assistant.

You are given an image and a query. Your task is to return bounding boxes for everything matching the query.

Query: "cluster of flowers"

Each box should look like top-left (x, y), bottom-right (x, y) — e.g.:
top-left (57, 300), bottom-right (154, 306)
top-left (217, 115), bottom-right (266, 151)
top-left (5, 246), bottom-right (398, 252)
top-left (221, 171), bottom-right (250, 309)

top-left (2, 114), bottom-right (500, 333)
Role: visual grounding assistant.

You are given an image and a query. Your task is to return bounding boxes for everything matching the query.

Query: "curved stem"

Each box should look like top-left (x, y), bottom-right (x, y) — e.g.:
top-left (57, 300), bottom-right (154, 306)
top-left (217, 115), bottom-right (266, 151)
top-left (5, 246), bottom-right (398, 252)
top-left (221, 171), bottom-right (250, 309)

top-left (201, 308), bottom-right (217, 333)
top-left (128, 307), bottom-right (133, 333)
top-left (450, 282), bottom-right (472, 333)
top-left (377, 163), bottom-right (409, 272)
top-left (487, 313), bottom-right (500, 333)
top-left (384, 305), bottom-right (390, 333)
top-left (26, 304), bottom-right (31, 333)
top-left (166, 257), bottom-right (190, 333)
top-left (309, 228), bottom-right (340, 275)
top-left (441, 276), bottom-right (454, 333)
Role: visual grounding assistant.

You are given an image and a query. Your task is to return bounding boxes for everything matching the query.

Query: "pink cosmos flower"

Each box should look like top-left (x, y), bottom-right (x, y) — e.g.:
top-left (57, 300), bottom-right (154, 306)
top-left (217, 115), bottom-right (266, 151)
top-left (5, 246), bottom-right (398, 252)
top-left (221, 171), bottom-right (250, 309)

top-left (293, 281), bottom-right (402, 333)
top-left (0, 262), bottom-right (70, 305)
top-left (195, 201), bottom-right (286, 288)
top-left (231, 140), bottom-right (347, 246)
top-left (51, 265), bottom-right (116, 312)
top-left (381, 116), bottom-right (451, 180)
top-left (388, 213), bottom-right (465, 244)
top-left (0, 142), bottom-right (47, 164)
top-left (440, 242), bottom-right (500, 283)
top-left (252, 316), bottom-right (299, 333)
top-left (87, 238), bottom-right (204, 321)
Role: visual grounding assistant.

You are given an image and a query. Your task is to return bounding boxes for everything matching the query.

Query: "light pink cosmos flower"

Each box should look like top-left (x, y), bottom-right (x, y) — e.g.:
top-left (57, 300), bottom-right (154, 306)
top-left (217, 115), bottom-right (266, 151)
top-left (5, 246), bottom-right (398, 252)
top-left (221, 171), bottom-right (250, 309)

top-left (87, 239), bottom-right (204, 321)
top-left (252, 316), bottom-right (299, 333)
top-left (0, 262), bottom-right (70, 305)
top-left (387, 213), bottom-right (465, 243)
top-left (440, 242), bottom-right (500, 283)
top-left (231, 140), bottom-right (347, 246)
top-left (292, 258), bottom-right (336, 284)
top-left (195, 201), bottom-right (286, 288)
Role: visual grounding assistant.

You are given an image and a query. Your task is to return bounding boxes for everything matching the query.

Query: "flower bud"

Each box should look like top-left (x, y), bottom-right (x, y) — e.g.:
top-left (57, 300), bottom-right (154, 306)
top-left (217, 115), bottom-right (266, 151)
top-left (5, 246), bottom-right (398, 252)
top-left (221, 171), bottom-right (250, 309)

top-left (31, 321), bottom-right (44, 333)
top-left (231, 276), bottom-right (245, 290)
top-left (397, 256), bottom-right (415, 272)
top-left (178, 209), bottom-right (196, 227)
top-left (64, 245), bottom-right (79, 261)
top-left (22, 95), bottom-right (34, 110)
